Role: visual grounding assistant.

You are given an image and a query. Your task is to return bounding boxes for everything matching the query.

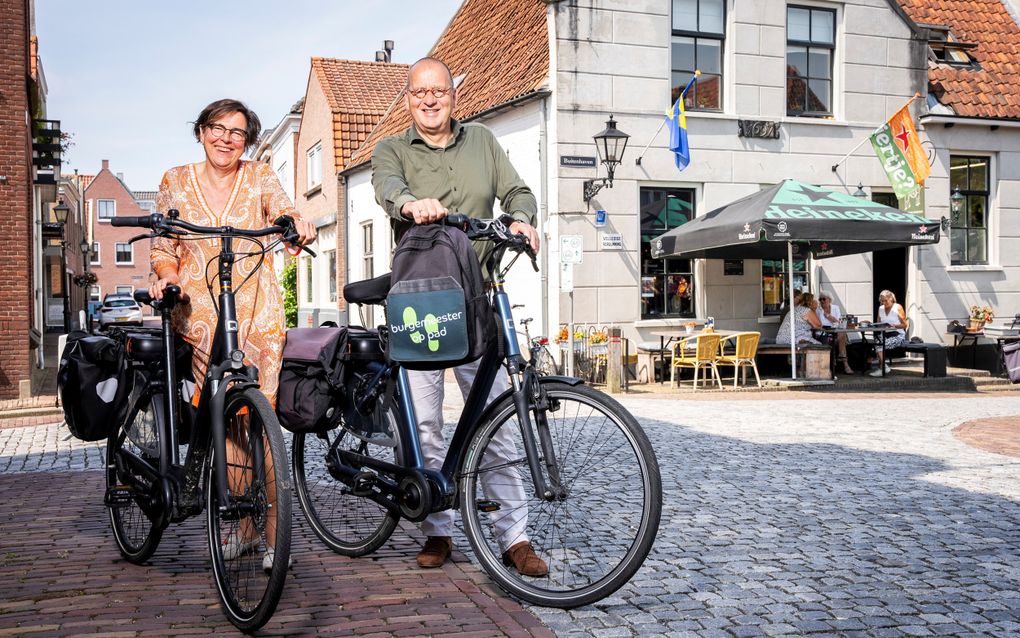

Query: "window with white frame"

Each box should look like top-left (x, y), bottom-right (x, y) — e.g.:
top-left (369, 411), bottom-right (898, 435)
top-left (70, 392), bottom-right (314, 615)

top-left (115, 242), bottom-right (133, 265)
top-left (671, 0), bottom-right (724, 110)
top-left (761, 258), bottom-right (810, 316)
top-left (137, 200), bottom-right (156, 213)
top-left (90, 242), bottom-right (100, 265)
top-left (97, 199), bottom-right (116, 220)
top-left (949, 155), bottom-right (990, 265)
top-left (362, 222), bottom-right (374, 280)
top-left (89, 285), bottom-right (101, 302)
top-left (304, 255), bottom-right (314, 303)
top-left (306, 143), bottom-right (322, 190)
top-left (786, 5), bottom-right (836, 117)
top-left (326, 250), bottom-right (337, 303)
top-left (116, 285), bottom-right (133, 295)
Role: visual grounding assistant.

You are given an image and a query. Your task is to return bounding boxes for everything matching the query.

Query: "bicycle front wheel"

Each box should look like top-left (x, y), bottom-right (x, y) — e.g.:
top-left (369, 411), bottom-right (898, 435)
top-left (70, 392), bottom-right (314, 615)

top-left (293, 399), bottom-right (402, 556)
top-left (207, 387), bottom-right (292, 633)
top-left (106, 387), bottom-right (164, 564)
top-left (459, 381), bottom-right (661, 608)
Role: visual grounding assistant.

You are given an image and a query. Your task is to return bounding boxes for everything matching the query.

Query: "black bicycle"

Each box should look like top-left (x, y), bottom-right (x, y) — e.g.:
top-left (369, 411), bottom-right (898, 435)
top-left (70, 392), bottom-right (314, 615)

top-left (105, 210), bottom-right (303, 632)
top-left (293, 215), bottom-right (661, 608)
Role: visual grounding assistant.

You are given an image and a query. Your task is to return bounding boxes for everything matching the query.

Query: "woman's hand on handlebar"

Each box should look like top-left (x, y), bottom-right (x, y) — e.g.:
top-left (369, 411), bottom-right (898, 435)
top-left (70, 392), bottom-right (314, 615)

top-left (149, 270), bottom-right (189, 303)
top-left (401, 198), bottom-right (448, 224)
top-left (509, 220), bottom-right (540, 253)
top-left (293, 217), bottom-right (317, 246)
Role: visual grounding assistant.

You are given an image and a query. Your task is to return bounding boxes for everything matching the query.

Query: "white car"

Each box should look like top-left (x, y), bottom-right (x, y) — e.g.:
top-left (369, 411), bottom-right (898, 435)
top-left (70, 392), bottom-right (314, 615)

top-left (98, 294), bottom-right (143, 328)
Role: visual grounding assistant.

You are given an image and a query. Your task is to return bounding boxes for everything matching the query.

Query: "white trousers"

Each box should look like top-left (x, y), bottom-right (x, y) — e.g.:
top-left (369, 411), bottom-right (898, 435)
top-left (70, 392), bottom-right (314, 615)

top-left (407, 359), bottom-right (529, 550)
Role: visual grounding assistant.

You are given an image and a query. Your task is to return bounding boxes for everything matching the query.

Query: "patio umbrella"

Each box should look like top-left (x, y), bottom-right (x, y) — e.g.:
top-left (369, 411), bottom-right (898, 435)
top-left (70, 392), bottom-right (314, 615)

top-left (650, 179), bottom-right (941, 378)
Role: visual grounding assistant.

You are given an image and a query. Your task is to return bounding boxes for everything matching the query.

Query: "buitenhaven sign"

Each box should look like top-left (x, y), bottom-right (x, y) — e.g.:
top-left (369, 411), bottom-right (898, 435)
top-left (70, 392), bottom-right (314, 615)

top-left (560, 155), bottom-right (597, 168)
top-left (737, 120), bottom-right (781, 139)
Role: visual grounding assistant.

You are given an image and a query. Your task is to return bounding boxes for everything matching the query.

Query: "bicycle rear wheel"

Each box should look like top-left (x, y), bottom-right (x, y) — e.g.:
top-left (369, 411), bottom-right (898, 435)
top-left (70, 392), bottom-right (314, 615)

top-left (293, 398), bottom-right (402, 556)
top-left (535, 346), bottom-right (561, 376)
top-left (459, 381), bottom-right (661, 608)
top-left (106, 386), bottom-right (164, 564)
top-left (207, 387), bottom-right (292, 633)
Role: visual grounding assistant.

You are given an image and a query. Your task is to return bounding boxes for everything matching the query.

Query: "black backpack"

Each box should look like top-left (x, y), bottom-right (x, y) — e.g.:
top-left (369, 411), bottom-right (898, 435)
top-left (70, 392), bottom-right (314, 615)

top-left (58, 331), bottom-right (132, 441)
top-left (385, 223), bottom-right (492, 370)
top-left (276, 327), bottom-right (348, 433)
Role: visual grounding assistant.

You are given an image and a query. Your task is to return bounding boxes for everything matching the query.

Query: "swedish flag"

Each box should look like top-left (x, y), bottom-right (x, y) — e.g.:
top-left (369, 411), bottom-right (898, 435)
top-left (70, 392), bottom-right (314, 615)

top-left (666, 72), bottom-right (698, 172)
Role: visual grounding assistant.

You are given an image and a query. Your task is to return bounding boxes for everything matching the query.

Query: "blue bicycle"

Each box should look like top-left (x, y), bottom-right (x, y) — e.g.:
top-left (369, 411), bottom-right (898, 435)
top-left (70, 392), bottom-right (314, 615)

top-left (292, 216), bottom-right (661, 607)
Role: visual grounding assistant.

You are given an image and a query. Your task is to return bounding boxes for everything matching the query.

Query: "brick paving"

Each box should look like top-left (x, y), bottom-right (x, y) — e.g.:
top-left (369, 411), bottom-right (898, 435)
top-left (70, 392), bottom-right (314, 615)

top-left (2, 392), bottom-right (1020, 637)
top-left (954, 416), bottom-right (1020, 458)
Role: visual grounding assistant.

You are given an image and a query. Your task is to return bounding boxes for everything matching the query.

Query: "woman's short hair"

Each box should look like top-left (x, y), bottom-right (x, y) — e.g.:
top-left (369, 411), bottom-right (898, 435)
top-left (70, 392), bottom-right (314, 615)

top-left (192, 98), bottom-right (262, 152)
top-left (879, 289), bottom-right (896, 303)
top-left (800, 292), bottom-right (815, 306)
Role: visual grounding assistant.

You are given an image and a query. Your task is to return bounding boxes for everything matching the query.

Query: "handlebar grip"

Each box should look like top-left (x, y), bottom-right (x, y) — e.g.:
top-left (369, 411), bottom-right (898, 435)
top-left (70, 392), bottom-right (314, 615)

top-left (110, 214), bottom-right (157, 228)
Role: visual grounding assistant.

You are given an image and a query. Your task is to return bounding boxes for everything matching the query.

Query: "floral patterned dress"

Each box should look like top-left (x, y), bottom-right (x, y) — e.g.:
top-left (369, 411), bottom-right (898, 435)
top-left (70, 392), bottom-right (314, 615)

top-left (151, 161), bottom-right (298, 404)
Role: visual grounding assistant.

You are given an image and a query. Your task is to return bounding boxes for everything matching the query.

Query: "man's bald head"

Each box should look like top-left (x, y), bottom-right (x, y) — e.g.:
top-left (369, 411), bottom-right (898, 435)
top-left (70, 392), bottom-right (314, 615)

top-left (407, 57), bottom-right (454, 88)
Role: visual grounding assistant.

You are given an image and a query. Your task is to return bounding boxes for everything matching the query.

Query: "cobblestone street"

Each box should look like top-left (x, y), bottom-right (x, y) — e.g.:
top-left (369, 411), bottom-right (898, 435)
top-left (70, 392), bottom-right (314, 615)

top-left (1, 392), bottom-right (1019, 637)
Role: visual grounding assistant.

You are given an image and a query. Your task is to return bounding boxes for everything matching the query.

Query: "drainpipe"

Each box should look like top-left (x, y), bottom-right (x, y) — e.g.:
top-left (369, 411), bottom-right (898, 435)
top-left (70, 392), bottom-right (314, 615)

top-left (340, 173), bottom-right (349, 326)
top-left (539, 96), bottom-right (550, 339)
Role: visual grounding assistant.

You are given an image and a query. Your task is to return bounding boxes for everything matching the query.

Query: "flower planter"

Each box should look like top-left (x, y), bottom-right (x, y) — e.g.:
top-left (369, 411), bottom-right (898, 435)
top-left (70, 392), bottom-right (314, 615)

top-left (589, 343), bottom-right (609, 354)
top-left (967, 319), bottom-right (985, 332)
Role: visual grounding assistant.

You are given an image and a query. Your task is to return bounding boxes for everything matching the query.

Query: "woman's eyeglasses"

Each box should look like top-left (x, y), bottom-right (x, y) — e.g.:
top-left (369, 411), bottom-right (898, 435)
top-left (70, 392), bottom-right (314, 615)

top-left (205, 123), bottom-right (247, 143)
top-left (406, 86), bottom-right (453, 100)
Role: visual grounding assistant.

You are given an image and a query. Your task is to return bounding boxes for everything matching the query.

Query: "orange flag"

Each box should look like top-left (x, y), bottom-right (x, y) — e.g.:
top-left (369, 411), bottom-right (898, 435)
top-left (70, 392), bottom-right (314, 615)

top-left (885, 104), bottom-right (930, 184)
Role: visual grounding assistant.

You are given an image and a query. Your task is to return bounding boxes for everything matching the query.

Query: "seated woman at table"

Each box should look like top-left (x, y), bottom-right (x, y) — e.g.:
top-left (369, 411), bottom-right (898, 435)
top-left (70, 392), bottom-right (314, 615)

top-left (815, 292), bottom-right (841, 327)
top-left (869, 289), bottom-right (908, 377)
top-left (777, 293), bottom-right (853, 374)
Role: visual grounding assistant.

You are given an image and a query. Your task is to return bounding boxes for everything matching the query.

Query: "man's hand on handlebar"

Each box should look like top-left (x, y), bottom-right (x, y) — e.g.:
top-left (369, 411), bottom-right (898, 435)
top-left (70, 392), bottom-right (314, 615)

top-left (508, 220), bottom-right (540, 253)
top-left (401, 198), bottom-right (449, 224)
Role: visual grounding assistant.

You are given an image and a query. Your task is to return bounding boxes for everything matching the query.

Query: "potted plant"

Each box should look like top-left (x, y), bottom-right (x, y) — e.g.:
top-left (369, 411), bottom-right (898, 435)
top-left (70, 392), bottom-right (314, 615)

top-left (969, 305), bottom-right (994, 332)
top-left (683, 320), bottom-right (697, 335)
top-left (589, 329), bottom-right (609, 353)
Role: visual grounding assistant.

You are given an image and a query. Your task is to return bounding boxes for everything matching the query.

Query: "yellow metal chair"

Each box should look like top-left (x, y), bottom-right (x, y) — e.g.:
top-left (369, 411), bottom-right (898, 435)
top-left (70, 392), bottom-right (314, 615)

top-left (670, 332), bottom-right (723, 389)
top-left (717, 332), bottom-right (762, 388)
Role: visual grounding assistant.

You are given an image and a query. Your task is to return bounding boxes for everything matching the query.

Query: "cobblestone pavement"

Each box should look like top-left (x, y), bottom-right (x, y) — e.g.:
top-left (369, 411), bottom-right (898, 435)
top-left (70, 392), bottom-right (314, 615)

top-left (1, 393), bottom-right (1019, 637)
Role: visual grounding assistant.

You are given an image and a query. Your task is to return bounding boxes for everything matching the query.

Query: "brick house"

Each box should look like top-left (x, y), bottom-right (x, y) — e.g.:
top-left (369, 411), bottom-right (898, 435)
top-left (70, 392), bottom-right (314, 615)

top-left (253, 98), bottom-right (304, 283)
top-left (84, 160), bottom-right (154, 301)
top-left (294, 58), bottom-right (407, 326)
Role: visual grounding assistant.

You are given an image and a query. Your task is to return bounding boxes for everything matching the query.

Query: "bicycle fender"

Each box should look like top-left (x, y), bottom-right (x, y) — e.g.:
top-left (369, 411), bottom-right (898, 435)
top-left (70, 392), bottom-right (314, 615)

top-left (474, 375), bottom-right (584, 430)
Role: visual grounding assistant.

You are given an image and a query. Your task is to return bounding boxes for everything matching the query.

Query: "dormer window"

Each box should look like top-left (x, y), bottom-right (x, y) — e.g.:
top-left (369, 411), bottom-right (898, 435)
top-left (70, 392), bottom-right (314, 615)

top-left (924, 25), bottom-right (975, 66)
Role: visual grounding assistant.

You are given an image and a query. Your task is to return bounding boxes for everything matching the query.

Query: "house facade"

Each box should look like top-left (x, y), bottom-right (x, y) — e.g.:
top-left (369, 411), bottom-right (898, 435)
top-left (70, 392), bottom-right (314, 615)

top-left (293, 58), bottom-right (407, 327)
top-left (85, 160), bottom-right (155, 301)
top-left (253, 99), bottom-right (303, 284)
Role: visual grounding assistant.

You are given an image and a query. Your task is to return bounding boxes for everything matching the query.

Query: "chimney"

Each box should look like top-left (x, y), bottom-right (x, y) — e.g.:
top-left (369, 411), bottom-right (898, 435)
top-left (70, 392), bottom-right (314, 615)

top-left (102, 159), bottom-right (109, 171)
top-left (116, 172), bottom-right (124, 181)
top-left (375, 39), bottom-right (394, 63)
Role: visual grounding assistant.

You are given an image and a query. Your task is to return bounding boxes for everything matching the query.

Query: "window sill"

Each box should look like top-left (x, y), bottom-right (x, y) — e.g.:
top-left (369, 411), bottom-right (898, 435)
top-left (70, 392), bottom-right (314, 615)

top-left (757, 316), bottom-right (781, 324)
top-left (98, 218), bottom-right (112, 223)
top-left (115, 262), bottom-right (134, 267)
top-left (946, 264), bottom-right (1003, 273)
top-left (304, 184), bottom-right (322, 198)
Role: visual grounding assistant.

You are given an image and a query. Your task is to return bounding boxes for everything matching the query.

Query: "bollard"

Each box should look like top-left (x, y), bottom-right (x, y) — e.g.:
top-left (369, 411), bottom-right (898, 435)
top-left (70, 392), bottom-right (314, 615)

top-left (607, 327), bottom-right (622, 393)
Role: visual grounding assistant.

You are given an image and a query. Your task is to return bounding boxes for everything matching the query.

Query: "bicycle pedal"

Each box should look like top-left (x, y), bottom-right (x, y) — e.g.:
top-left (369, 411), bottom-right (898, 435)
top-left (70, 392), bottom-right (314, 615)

top-left (475, 499), bottom-right (500, 512)
top-left (104, 485), bottom-right (135, 507)
top-left (351, 471), bottom-right (377, 496)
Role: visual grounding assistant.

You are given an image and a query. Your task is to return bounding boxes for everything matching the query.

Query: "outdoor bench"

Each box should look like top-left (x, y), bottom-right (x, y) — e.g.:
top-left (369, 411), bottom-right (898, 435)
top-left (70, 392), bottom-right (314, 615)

top-left (756, 342), bottom-right (831, 380)
top-left (887, 341), bottom-right (947, 377)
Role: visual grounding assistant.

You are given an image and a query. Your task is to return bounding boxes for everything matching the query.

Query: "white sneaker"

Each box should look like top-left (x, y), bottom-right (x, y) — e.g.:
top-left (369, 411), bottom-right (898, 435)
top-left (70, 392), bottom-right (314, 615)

top-left (262, 548), bottom-right (294, 574)
top-left (884, 364), bottom-right (892, 374)
top-left (222, 533), bottom-right (260, 560)
top-left (868, 368), bottom-right (883, 377)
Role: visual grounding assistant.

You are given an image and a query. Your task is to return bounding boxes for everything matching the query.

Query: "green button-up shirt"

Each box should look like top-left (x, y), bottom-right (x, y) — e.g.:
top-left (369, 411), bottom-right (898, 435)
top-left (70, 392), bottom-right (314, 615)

top-left (372, 119), bottom-right (537, 268)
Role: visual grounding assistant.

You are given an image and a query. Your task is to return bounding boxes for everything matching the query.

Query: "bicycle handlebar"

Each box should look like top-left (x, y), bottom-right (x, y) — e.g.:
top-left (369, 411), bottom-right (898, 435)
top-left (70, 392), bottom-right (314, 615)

top-left (442, 213), bottom-right (538, 272)
top-left (112, 210), bottom-right (317, 257)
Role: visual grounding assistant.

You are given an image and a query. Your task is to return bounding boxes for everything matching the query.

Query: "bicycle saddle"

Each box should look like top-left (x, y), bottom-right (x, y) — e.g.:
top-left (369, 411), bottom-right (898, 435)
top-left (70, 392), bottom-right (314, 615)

top-left (344, 273), bottom-right (391, 306)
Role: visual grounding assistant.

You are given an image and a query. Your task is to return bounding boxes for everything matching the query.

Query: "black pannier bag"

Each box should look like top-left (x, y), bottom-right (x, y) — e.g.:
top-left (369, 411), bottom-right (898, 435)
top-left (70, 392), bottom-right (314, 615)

top-left (58, 331), bottom-right (132, 441)
top-left (276, 327), bottom-right (348, 433)
top-left (385, 223), bottom-right (491, 370)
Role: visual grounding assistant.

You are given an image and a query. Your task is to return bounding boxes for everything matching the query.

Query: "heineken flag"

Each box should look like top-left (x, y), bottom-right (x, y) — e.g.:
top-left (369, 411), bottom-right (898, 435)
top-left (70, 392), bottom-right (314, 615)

top-left (870, 104), bottom-right (930, 203)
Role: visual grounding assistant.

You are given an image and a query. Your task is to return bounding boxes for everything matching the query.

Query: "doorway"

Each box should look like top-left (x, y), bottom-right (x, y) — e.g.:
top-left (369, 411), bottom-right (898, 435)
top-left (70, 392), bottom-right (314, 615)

top-left (871, 192), bottom-right (908, 318)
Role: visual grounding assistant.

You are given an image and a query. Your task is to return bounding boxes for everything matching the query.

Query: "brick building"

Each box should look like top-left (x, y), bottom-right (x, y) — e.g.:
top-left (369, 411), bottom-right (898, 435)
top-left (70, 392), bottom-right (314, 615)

top-left (294, 57), bottom-right (407, 326)
top-left (84, 160), bottom-right (153, 301)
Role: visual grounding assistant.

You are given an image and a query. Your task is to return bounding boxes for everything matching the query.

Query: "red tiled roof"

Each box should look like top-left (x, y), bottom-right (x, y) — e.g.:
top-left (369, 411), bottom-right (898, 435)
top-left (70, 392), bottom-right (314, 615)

top-left (347, 0), bottom-right (549, 170)
top-left (74, 174), bottom-right (95, 192)
top-left (898, 0), bottom-right (1020, 119)
top-left (310, 58), bottom-right (409, 171)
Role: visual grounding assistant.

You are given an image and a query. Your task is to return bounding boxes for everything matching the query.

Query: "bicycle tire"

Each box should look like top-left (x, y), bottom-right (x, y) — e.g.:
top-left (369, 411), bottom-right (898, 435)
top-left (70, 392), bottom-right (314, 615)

top-left (459, 381), bottom-right (661, 608)
top-left (207, 387), bottom-right (292, 633)
top-left (293, 396), bottom-right (402, 556)
top-left (106, 388), bottom-right (164, 564)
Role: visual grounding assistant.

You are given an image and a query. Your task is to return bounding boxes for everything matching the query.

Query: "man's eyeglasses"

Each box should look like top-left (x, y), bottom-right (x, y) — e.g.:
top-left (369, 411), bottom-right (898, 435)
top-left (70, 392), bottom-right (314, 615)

top-left (406, 86), bottom-right (453, 100)
top-left (205, 123), bottom-right (247, 143)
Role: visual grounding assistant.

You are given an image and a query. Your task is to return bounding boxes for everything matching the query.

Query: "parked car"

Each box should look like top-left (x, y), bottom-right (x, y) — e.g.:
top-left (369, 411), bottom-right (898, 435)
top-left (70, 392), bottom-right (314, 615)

top-left (98, 294), bottom-right (143, 328)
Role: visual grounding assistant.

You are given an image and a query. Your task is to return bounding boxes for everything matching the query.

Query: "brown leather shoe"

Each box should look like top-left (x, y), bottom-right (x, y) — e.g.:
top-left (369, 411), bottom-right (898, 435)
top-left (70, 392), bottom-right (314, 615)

top-left (501, 541), bottom-right (548, 577)
top-left (415, 536), bottom-right (452, 568)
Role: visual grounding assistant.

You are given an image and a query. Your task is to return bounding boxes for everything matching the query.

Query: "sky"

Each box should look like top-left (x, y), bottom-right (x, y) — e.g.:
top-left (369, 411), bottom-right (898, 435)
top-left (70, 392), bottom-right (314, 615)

top-left (36, 0), bottom-right (463, 189)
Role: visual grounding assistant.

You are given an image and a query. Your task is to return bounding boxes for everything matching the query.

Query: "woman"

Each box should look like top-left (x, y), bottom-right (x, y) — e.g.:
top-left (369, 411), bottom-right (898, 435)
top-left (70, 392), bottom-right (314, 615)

top-left (776, 291), bottom-right (822, 346)
top-left (149, 98), bottom-right (316, 571)
top-left (869, 289), bottom-right (908, 377)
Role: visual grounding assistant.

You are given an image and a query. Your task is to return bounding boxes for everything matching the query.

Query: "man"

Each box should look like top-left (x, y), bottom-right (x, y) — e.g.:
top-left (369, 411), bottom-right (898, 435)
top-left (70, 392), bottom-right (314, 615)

top-left (372, 57), bottom-right (546, 576)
